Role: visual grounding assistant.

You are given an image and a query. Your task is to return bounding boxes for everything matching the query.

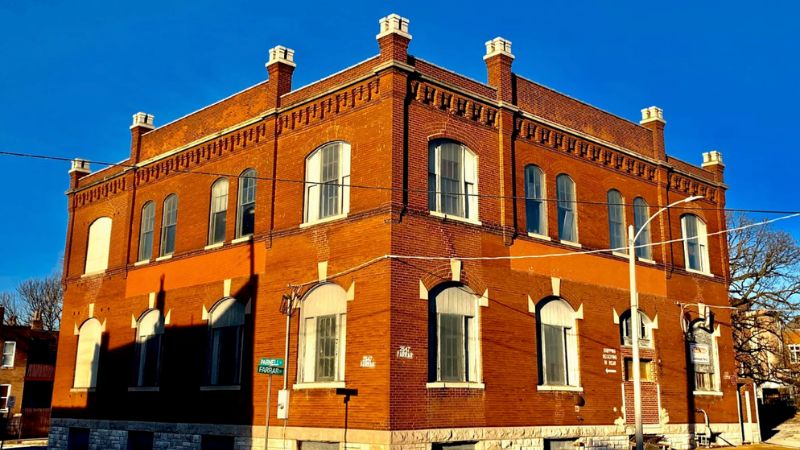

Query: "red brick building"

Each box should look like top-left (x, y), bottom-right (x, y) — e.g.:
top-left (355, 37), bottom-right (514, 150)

top-left (50, 14), bottom-right (757, 450)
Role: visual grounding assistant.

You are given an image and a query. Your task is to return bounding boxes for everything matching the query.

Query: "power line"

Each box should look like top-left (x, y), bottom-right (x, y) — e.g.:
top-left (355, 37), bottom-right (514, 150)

top-left (2, 150), bottom-right (799, 215)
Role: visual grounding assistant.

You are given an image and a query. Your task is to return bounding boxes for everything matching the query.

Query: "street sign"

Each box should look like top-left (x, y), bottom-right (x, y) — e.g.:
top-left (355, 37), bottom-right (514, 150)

top-left (259, 358), bottom-right (284, 368)
top-left (258, 366), bottom-right (285, 375)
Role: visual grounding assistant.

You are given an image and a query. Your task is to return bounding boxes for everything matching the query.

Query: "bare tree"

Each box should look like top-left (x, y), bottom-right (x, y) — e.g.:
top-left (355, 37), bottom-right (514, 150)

top-left (15, 272), bottom-right (63, 331)
top-left (729, 213), bottom-right (800, 386)
top-left (0, 291), bottom-right (22, 325)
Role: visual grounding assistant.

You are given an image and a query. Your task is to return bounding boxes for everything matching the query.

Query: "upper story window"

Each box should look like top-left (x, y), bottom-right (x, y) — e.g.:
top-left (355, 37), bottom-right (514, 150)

top-left (74, 318), bottom-right (102, 389)
top-left (620, 310), bottom-right (653, 347)
top-left (429, 284), bottom-right (481, 384)
top-left (1, 341), bottom-right (15, 368)
top-left (134, 309), bottom-right (163, 387)
top-left (538, 298), bottom-right (580, 388)
top-left (524, 165), bottom-right (546, 236)
top-left (236, 169), bottom-right (257, 238)
top-left (633, 197), bottom-right (652, 259)
top-left (681, 214), bottom-right (710, 274)
top-left (0, 385), bottom-right (9, 412)
top-left (298, 284), bottom-right (347, 384)
top-left (207, 297), bottom-right (244, 386)
top-left (160, 194), bottom-right (178, 257)
top-left (607, 190), bottom-right (625, 252)
top-left (690, 322), bottom-right (720, 393)
top-left (208, 179), bottom-right (229, 245)
top-left (428, 140), bottom-right (478, 222)
top-left (85, 217), bottom-right (112, 274)
top-left (304, 142), bottom-right (351, 224)
top-left (556, 175), bottom-right (577, 243)
top-left (790, 344), bottom-right (800, 364)
top-left (137, 201), bottom-right (156, 262)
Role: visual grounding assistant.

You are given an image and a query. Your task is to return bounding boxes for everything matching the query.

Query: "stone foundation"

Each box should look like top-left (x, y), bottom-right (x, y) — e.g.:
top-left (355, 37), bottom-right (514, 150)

top-left (48, 420), bottom-right (750, 450)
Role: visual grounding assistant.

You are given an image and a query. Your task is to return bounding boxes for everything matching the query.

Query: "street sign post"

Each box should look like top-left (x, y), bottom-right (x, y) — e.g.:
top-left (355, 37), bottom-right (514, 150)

top-left (258, 357), bottom-right (285, 450)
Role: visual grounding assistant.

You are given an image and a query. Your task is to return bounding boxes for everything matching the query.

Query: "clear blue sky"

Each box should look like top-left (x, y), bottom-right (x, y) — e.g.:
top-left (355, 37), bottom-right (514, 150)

top-left (1, 1), bottom-right (798, 292)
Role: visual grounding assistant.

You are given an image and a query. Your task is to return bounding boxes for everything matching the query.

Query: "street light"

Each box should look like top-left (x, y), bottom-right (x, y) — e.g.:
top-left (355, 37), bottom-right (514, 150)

top-left (629, 195), bottom-right (703, 450)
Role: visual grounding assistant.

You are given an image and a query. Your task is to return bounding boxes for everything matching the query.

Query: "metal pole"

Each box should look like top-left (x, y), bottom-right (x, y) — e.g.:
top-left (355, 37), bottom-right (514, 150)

top-left (629, 224), bottom-right (643, 450)
top-left (265, 374), bottom-right (272, 450)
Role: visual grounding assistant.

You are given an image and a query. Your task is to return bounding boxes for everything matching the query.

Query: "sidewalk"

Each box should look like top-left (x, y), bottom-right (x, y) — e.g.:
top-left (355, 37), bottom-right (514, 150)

top-left (766, 412), bottom-right (800, 448)
top-left (0, 438), bottom-right (47, 449)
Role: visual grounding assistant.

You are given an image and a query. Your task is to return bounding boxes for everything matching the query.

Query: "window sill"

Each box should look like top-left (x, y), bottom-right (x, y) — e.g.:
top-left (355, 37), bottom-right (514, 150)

top-left (204, 242), bottom-right (225, 251)
top-left (537, 385), bottom-right (583, 392)
top-left (527, 232), bottom-right (551, 241)
top-left (155, 254), bottom-right (173, 262)
top-left (0, 365), bottom-right (13, 369)
top-left (293, 381), bottom-right (346, 390)
top-left (231, 235), bottom-right (253, 244)
top-left (426, 381), bottom-right (485, 389)
top-left (70, 387), bottom-right (95, 393)
top-left (300, 213), bottom-right (348, 229)
top-left (133, 260), bottom-right (150, 267)
top-left (611, 251), bottom-right (629, 258)
top-left (81, 271), bottom-right (105, 278)
top-left (430, 211), bottom-right (482, 226)
top-left (693, 390), bottom-right (723, 397)
top-left (200, 385), bottom-right (240, 391)
top-left (638, 257), bottom-right (656, 265)
top-left (559, 240), bottom-right (582, 248)
top-left (621, 343), bottom-right (654, 349)
top-left (128, 386), bottom-right (159, 392)
top-left (686, 268), bottom-right (714, 277)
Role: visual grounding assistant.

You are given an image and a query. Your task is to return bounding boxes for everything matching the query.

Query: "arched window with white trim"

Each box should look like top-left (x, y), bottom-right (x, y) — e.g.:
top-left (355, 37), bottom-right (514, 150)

top-left (74, 318), bottom-right (102, 389)
top-left (620, 310), bottom-right (653, 348)
top-left (524, 165), bottom-right (546, 236)
top-left (236, 169), bottom-right (257, 238)
top-left (538, 298), bottom-right (580, 387)
top-left (134, 309), bottom-right (163, 387)
top-left (429, 284), bottom-right (480, 383)
top-left (607, 189), bottom-right (625, 252)
top-left (208, 178), bottom-right (229, 245)
top-left (160, 194), bottom-right (178, 257)
top-left (138, 201), bottom-right (155, 262)
top-left (298, 283), bottom-right (347, 384)
top-left (85, 217), bottom-right (112, 274)
top-left (304, 142), bottom-right (351, 224)
top-left (556, 174), bottom-right (577, 243)
top-left (207, 298), bottom-right (244, 386)
top-left (428, 140), bottom-right (478, 221)
top-left (681, 214), bottom-right (710, 273)
top-left (633, 197), bottom-right (652, 259)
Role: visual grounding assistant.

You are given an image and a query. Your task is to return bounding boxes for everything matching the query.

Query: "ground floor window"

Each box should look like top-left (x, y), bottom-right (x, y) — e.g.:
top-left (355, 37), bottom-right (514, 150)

top-left (0, 385), bottom-right (10, 411)
top-left (201, 435), bottom-right (234, 450)
top-left (544, 439), bottom-right (578, 450)
top-left (127, 430), bottom-right (154, 450)
top-left (67, 427), bottom-right (90, 450)
top-left (432, 442), bottom-right (476, 450)
top-left (300, 441), bottom-right (340, 450)
top-left (624, 358), bottom-right (655, 382)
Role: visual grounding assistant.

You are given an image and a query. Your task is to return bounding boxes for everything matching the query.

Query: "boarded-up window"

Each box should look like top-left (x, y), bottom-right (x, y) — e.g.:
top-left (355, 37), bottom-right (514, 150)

top-left (85, 217), bottom-right (111, 274)
top-left (74, 319), bottom-right (102, 388)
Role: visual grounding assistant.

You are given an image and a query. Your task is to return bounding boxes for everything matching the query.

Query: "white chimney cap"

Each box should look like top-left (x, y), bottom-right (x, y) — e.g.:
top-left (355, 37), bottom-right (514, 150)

top-left (69, 158), bottom-right (91, 174)
top-left (130, 112), bottom-right (155, 130)
top-left (377, 14), bottom-right (411, 40)
top-left (702, 150), bottom-right (724, 167)
top-left (266, 45), bottom-right (296, 68)
top-left (640, 106), bottom-right (665, 125)
top-left (484, 37), bottom-right (514, 61)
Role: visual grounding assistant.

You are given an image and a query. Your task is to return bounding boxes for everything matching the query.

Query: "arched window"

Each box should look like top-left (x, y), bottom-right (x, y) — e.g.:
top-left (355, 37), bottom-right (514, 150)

top-left (74, 318), bottom-right (102, 388)
top-left (429, 285), bottom-right (480, 383)
top-left (304, 142), bottom-right (351, 224)
top-left (690, 322), bottom-right (719, 392)
top-left (607, 190), bottom-right (625, 252)
top-left (524, 165), bottom-right (546, 235)
top-left (681, 214), bottom-right (710, 273)
top-left (85, 217), bottom-right (112, 274)
top-left (236, 169), bottom-right (257, 238)
top-left (428, 140), bottom-right (478, 221)
top-left (538, 298), bottom-right (579, 387)
top-left (208, 179), bottom-right (229, 245)
top-left (620, 310), bottom-right (653, 347)
top-left (160, 194), bottom-right (178, 257)
top-left (633, 197), bottom-right (652, 259)
top-left (134, 310), bottom-right (163, 387)
top-left (298, 284), bottom-right (347, 384)
top-left (207, 298), bottom-right (245, 386)
top-left (137, 201), bottom-right (156, 262)
top-left (556, 175), bottom-right (577, 243)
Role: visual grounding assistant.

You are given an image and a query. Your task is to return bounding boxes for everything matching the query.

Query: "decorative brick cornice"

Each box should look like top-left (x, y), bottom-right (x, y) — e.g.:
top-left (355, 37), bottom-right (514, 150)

top-left (409, 79), bottom-right (499, 129)
top-left (277, 78), bottom-right (380, 135)
top-left (73, 176), bottom-right (128, 208)
top-left (668, 172), bottom-right (718, 202)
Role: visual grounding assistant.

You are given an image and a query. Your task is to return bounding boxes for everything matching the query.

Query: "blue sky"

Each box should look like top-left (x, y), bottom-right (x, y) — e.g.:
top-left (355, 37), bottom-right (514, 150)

top-left (0, 1), bottom-right (798, 292)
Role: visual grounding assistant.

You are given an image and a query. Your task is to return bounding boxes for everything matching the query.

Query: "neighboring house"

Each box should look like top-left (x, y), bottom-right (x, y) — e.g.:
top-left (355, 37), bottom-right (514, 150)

top-left (50, 14), bottom-right (750, 450)
top-left (0, 308), bottom-right (58, 438)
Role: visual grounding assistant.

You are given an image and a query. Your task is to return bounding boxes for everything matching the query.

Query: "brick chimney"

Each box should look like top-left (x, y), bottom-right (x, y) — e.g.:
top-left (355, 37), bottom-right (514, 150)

top-left (265, 45), bottom-right (296, 109)
top-left (377, 14), bottom-right (411, 63)
top-left (30, 309), bottom-right (43, 331)
top-left (68, 158), bottom-right (91, 190)
top-left (640, 106), bottom-right (666, 161)
top-left (701, 150), bottom-right (725, 182)
top-left (130, 112), bottom-right (155, 163)
top-left (484, 37), bottom-right (514, 104)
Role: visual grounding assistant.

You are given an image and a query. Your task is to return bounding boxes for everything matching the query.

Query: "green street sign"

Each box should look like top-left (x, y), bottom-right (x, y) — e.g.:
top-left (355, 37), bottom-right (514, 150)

top-left (258, 366), bottom-right (285, 375)
top-left (259, 358), bottom-right (284, 368)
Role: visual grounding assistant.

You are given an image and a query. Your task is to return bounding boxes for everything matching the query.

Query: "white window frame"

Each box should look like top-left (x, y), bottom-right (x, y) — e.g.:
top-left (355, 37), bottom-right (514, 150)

top-left (303, 142), bottom-right (351, 227)
top-left (296, 283), bottom-right (347, 388)
top-left (524, 165), bottom-right (547, 238)
top-left (208, 178), bottom-right (229, 246)
top-left (427, 285), bottom-right (483, 388)
top-left (159, 194), bottom-right (178, 257)
top-left (556, 174), bottom-right (578, 245)
top-left (633, 197), bottom-right (653, 260)
top-left (621, 311), bottom-right (653, 348)
top-left (74, 318), bottom-right (102, 389)
top-left (428, 140), bottom-right (480, 224)
top-left (607, 189), bottom-right (626, 254)
top-left (681, 214), bottom-right (711, 275)
top-left (84, 217), bottom-right (112, 275)
top-left (1, 341), bottom-right (15, 368)
top-left (0, 385), bottom-right (10, 412)
top-left (692, 323), bottom-right (722, 395)
top-left (236, 168), bottom-right (257, 238)
top-left (207, 297), bottom-right (245, 387)
top-left (137, 201), bottom-right (156, 262)
top-left (134, 310), bottom-right (164, 388)
top-left (790, 344), bottom-right (800, 364)
top-left (537, 298), bottom-right (581, 391)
